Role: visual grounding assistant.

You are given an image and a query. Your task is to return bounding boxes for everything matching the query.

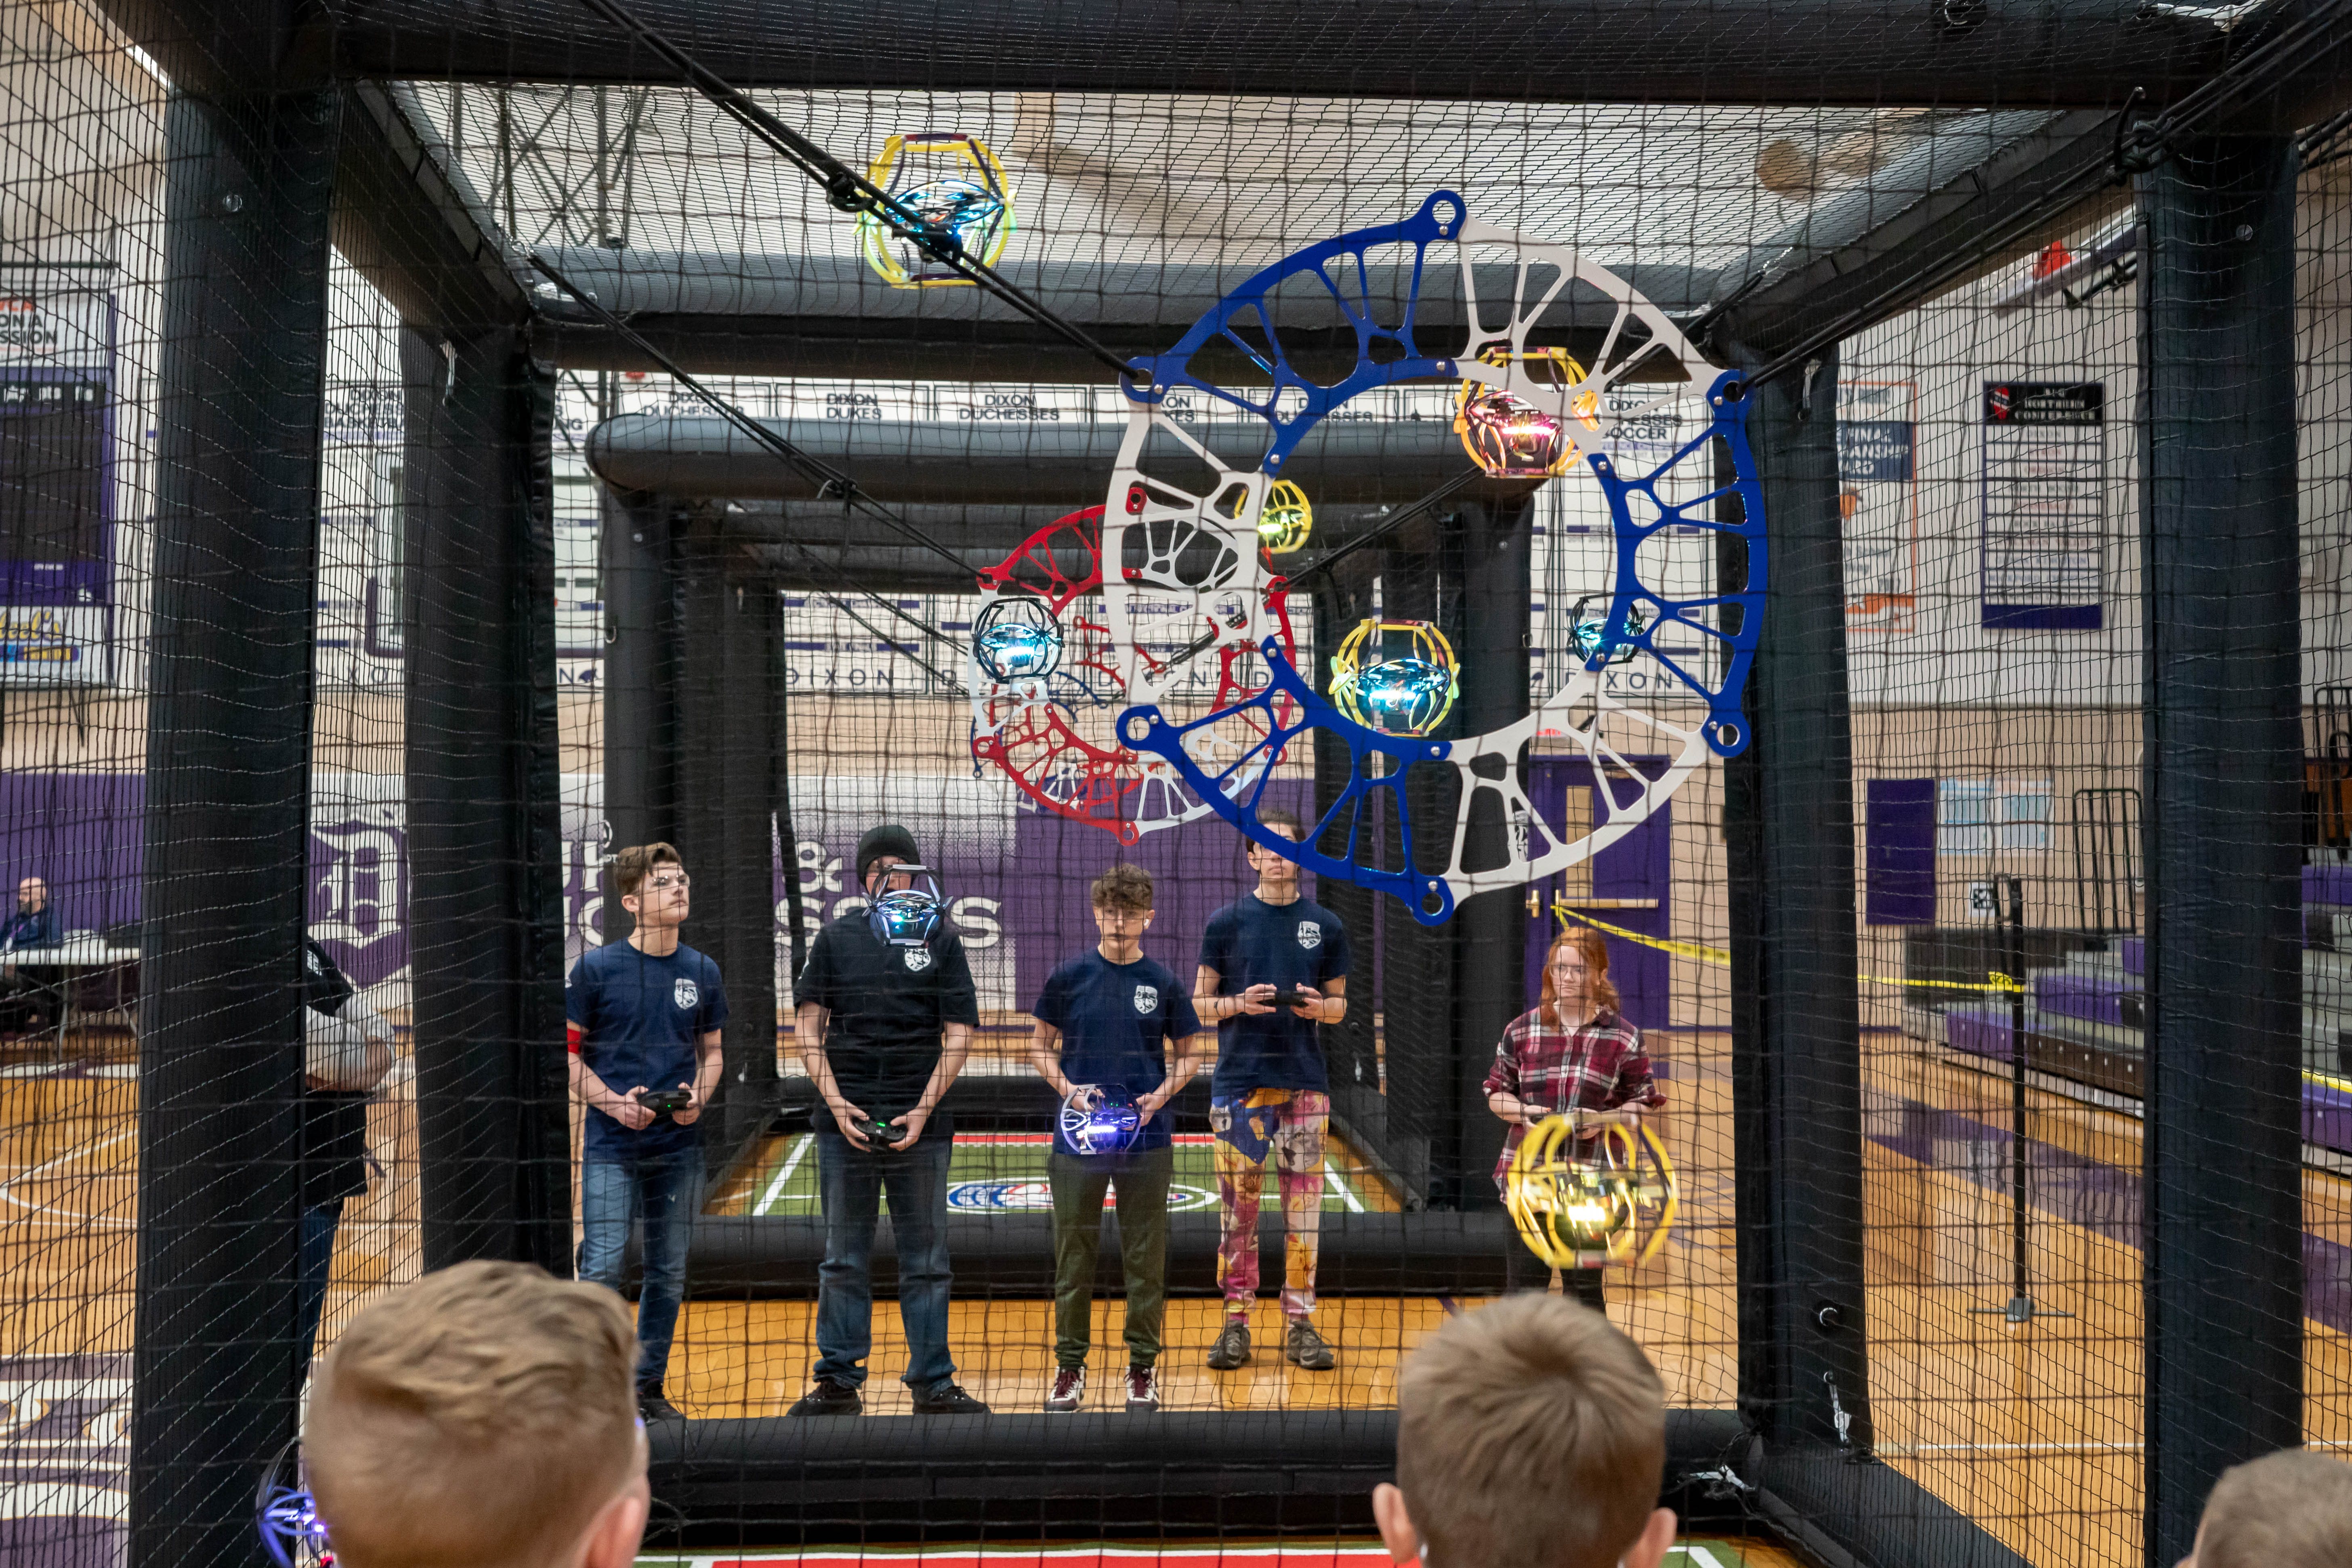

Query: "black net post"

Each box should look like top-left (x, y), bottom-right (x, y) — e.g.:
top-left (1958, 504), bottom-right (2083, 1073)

top-left (400, 324), bottom-right (571, 1273)
top-left (2138, 134), bottom-right (2306, 1567)
top-left (672, 517), bottom-right (782, 1168)
top-left (1722, 343), bottom-right (1875, 1455)
top-left (602, 485), bottom-right (681, 886)
top-left (1452, 494), bottom-right (1536, 1209)
top-left (129, 85), bottom-right (340, 1568)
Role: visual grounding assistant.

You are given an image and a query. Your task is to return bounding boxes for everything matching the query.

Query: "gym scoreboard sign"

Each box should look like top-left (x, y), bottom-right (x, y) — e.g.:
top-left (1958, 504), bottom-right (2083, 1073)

top-left (0, 285), bottom-right (116, 686)
top-left (1980, 380), bottom-right (2106, 632)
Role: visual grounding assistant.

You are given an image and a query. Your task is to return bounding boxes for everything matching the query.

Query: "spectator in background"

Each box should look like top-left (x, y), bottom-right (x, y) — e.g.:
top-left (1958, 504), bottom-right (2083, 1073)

top-left (303, 1259), bottom-right (650, 1568)
top-left (0, 876), bottom-right (59, 1033)
top-left (2180, 1448), bottom-right (2352, 1568)
top-left (299, 937), bottom-right (395, 1369)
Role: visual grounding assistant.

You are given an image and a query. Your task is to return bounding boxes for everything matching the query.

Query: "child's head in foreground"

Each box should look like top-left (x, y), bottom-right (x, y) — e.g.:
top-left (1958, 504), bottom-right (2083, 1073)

top-left (305, 1259), bottom-right (650, 1568)
top-left (2184, 1448), bottom-right (2352, 1568)
top-left (1376, 1294), bottom-right (1676, 1568)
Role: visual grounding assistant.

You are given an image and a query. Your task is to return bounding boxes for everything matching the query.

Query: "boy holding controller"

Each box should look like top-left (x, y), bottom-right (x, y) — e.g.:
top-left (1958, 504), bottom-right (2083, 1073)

top-left (1030, 864), bottom-right (1206, 1412)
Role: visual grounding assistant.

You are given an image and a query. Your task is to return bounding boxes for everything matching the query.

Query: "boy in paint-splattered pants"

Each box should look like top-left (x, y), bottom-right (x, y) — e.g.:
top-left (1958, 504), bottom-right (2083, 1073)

top-left (1194, 807), bottom-right (1350, 1374)
top-left (1211, 1089), bottom-right (1332, 1319)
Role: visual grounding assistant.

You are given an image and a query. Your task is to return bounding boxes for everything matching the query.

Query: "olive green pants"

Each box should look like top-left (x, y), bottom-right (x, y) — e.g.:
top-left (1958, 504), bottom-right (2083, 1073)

top-left (1048, 1144), bottom-right (1172, 1369)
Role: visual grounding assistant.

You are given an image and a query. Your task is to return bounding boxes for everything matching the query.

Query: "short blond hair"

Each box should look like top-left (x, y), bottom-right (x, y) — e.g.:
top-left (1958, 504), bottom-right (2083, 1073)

top-left (1396, 1295), bottom-right (1665, 1568)
top-left (306, 1260), bottom-right (640, 1568)
top-left (2197, 1449), bottom-right (2352, 1568)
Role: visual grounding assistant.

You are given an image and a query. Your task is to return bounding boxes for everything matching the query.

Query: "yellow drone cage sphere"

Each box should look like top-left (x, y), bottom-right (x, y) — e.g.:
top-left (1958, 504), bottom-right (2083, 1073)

top-left (858, 132), bottom-right (1016, 289)
top-left (1504, 1115), bottom-right (1679, 1270)
top-left (1327, 617), bottom-right (1459, 737)
top-left (1453, 345), bottom-right (1603, 479)
top-left (1257, 480), bottom-right (1314, 555)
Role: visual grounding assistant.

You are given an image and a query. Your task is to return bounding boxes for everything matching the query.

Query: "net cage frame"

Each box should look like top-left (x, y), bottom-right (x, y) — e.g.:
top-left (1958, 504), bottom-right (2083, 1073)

top-left (8, 2), bottom-right (2346, 1566)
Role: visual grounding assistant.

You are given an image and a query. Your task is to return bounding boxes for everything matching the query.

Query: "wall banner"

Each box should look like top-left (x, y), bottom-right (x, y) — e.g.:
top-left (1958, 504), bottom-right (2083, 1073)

top-left (1980, 380), bottom-right (2105, 631)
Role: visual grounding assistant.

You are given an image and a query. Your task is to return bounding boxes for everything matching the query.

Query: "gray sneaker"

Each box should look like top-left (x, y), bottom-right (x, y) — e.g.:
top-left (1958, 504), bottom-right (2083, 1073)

top-left (1206, 1320), bottom-right (1252, 1370)
top-left (1285, 1318), bottom-right (1336, 1371)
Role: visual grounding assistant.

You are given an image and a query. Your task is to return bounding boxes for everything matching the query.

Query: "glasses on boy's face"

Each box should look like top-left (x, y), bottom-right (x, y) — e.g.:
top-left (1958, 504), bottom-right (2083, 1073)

top-left (647, 874), bottom-right (691, 892)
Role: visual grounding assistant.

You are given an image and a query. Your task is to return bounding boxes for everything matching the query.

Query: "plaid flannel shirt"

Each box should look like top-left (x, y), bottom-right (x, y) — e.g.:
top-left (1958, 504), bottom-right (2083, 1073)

top-left (1483, 1005), bottom-right (1664, 1188)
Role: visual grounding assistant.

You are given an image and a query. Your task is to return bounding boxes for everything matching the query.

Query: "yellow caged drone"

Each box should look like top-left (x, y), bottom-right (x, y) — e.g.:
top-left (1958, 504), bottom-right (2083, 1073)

top-left (1505, 1114), bottom-right (1679, 1270)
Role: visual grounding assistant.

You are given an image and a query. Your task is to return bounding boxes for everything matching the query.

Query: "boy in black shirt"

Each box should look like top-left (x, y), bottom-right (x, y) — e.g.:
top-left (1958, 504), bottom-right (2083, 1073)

top-left (1029, 864), bottom-right (1206, 1413)
top-left (789, 825), bottom-right (989, 1416)
top-left (1193, 807), bottom-right (1350, 1374)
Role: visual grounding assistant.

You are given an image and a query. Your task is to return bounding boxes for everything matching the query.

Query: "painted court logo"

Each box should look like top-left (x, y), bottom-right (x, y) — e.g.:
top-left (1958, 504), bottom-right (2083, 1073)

top-left (1134, 984), bottom-right (1159, 1014)
top-left (904, 948), bottom-right (933, 972)
top-left (1297, 920), bottom-right (1322, 950)
top-left (951, 1179), bottom-right (1215, 1213)
top-left (673, 977), bottom-right (699, 1009)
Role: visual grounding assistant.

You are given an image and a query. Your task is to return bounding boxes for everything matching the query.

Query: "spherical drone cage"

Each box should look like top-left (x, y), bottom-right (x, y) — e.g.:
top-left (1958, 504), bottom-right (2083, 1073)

top-left (1104, 189), bottom-right (1765, 923)
top-left (1504, 1116), bottom-right (1680, 1271)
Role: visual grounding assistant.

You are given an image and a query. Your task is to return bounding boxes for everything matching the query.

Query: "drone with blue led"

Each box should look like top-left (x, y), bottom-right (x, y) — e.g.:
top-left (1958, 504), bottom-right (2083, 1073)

top-left (1059, 1083), bottom-right (1145, 1158)
top-left (867, 867), bottom-right (945, 948)
top-left (962, 191), bottom-right (1765, 922)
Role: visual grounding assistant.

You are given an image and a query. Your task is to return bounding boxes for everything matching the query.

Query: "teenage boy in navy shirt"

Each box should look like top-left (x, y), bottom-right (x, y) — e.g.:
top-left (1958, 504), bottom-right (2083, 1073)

top-left (790, 824), bottom-right (989, 1416)
top-left (567, 842), bottom-right (727, 1424)
top-left (1194, 806), bottom-right (1350, 1374)
top-left (1029, 863), bottom-right (1207, 1413)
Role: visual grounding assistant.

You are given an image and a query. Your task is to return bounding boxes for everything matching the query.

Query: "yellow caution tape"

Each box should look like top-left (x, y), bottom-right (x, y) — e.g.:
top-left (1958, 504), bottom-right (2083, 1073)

top-left (1551, 900), bottom-right (2025, 994)
top-left (1544, 901), bottom-right (2352, 1100)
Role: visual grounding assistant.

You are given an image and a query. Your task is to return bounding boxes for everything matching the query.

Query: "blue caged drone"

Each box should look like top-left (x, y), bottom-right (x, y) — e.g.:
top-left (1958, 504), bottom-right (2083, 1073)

top-left (867, 866), bottom-right (946, 949)
top-left (1059, 1084), bottom-right (1144, 1157)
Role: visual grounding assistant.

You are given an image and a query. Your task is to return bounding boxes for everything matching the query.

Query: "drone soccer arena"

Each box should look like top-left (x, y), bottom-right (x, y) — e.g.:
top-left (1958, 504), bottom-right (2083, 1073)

top-left (0, 2), bottom-right (2348, 1566)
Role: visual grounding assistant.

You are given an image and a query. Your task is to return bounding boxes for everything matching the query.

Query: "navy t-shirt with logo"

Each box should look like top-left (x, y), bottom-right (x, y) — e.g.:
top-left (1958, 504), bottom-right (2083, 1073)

top-left (794, 911), bottom-right (981, 1133)
top-left (1033, 950), bottom-right (1203, 1155)
top-left (566, 940), bottom-right (729, 1158)
top-left (1198, 894), bottom-right (1351, 1096)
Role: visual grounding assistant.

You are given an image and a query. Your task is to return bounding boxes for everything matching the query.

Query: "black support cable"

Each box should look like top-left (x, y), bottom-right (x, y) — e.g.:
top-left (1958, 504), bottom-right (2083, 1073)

top-left (1740, 0), bottom-right (2352, 394)
top-left (817, 591), bottom-right (967, 694)
top-left (569, 0), bottom-right (1144, 384)
top-left (527, 252), bottom-right (974, 578)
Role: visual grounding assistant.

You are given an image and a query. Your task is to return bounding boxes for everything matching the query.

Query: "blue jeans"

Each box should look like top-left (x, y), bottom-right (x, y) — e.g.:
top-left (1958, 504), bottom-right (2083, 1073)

top-left (578, 1143), bottom-right (704, 1394)
top-left (813, 1129), bottom-right (955, 1392)
top-left (296, 1200), bottom-right (345, 1366)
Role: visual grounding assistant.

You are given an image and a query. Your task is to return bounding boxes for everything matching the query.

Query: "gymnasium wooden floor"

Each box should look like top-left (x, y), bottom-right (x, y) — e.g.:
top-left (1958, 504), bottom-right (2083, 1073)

top-left (3, 1032), bottom-right (2348, 1568)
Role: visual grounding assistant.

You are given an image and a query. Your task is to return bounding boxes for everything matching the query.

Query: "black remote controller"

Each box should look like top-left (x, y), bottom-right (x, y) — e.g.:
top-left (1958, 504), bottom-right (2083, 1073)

top-left (638, 1088), bottom-right (693, 1115)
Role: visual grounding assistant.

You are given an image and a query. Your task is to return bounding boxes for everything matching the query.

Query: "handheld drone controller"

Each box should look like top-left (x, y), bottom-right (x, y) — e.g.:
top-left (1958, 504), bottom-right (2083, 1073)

top-left (858, 1117), bottom-right (900, 1144)
top-left (636, 1087), bottom-right (694, 1116)
top-left (1266, 988), bottom-right (1309, 1011)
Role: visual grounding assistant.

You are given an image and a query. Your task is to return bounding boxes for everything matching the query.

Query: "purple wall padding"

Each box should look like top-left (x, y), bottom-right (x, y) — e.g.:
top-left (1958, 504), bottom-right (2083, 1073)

top-left (1864, 778), bottom-right (1936, 926)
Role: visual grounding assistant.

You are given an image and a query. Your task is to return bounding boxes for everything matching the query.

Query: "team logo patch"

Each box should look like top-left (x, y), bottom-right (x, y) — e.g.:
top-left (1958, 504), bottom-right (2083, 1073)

top-left (1297, 920), bottom-right (1323, 950)
top-left (1134, 984), bottom-right (1159, 1014)
top-left (674, 977), bottom-right (699, 1009)
top-left (904, 948), bottom-right (934, 973)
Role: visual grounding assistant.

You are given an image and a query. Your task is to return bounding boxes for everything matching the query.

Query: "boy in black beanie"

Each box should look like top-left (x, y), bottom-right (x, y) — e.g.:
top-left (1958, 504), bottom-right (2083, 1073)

top-left (787, 824), bottom-right (989, 1415)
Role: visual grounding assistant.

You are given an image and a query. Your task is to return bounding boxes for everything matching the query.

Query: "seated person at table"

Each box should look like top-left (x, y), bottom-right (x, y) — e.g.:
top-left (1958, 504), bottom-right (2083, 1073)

top-left (0, 876), bottom-right (59, 1033)
top-left (1373, 1293), bottom-right (1678, 1568)
top-left (304, 1259), bottom-right (650, 1568)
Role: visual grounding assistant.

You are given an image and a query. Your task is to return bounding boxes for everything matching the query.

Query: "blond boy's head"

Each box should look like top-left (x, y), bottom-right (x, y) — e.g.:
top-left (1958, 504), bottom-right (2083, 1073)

top-left (1375, 1295), bottom-right (1676, 1568)
top-left (2186, 1449), bottom-right (2352, 1568)
top-left (305, 1260), bottom-right (649, 1568)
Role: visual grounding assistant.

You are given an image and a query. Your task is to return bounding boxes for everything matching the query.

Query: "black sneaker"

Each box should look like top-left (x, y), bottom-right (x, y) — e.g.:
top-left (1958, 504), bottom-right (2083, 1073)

top-left (788, 1377), bottom-right (863, 1416)
top-left (1206, 1320), bottom-right (1252, 1370)
top-left (912, 1381), bottom-right (991, 1415)
top-left (1285, 1318), bottom-right (1336, 1371)
top-left (637, 1390), bottom-right (685, 1423)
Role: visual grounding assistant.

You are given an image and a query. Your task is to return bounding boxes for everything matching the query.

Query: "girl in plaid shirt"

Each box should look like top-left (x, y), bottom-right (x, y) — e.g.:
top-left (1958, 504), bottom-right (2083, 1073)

top-left (1484, 926), bottom-right (1664, 1304)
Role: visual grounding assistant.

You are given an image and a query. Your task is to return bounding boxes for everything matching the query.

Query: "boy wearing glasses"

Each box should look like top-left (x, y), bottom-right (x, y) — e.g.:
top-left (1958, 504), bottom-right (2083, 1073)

top-left (567, 842), bottom-right (727, 1424)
